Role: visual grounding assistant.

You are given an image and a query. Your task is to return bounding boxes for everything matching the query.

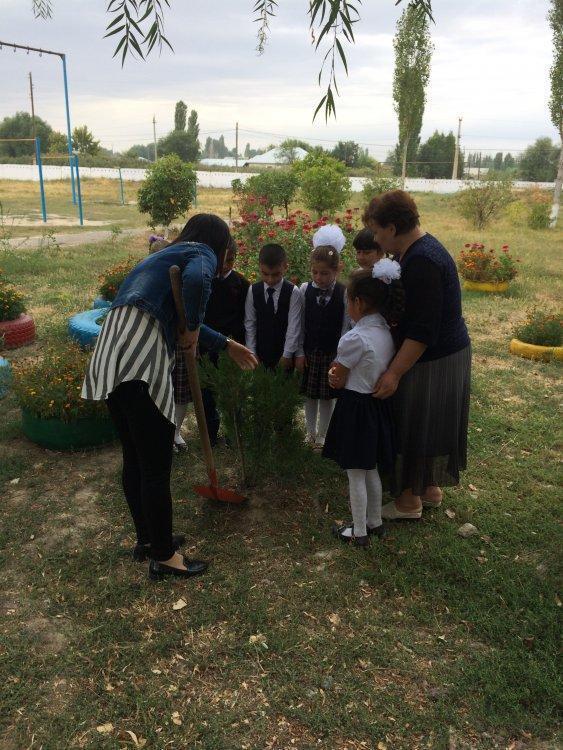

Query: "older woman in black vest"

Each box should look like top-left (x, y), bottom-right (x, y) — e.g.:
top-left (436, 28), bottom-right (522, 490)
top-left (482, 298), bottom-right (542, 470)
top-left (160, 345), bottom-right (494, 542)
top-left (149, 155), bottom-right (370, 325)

top-left (364, 191), bottom-right (471, 519)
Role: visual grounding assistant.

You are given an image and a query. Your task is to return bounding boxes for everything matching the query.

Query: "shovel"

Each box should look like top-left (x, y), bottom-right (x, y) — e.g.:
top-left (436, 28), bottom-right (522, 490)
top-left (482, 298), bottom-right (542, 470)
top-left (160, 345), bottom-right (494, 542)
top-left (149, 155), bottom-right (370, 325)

top-left (169, 265), bottom-right (247, 504)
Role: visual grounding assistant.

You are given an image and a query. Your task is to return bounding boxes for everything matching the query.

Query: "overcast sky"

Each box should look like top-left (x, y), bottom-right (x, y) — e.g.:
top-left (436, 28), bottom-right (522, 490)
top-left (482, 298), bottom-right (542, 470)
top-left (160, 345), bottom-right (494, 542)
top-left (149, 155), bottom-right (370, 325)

top-left (1, 0), bottom-right (556, 159)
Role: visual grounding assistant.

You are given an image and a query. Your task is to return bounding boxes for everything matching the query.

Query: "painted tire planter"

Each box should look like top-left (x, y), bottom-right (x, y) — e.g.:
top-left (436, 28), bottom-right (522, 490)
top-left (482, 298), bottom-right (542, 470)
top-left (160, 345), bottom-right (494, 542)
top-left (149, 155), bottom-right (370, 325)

top-left (21, 409), bottom-right (117, 450)
top-left (463, 280), bottom-right (509, 293)
top-left (68, 309), bottom-right (108, 348)
top-left (509, 338), bottom-right (563, 363)
top-left (0, 314), bottom-right (36, 350)
top-left (0, 357), bottom-right (12, 399)
top-left (93, 297), bottom-right (111, 310)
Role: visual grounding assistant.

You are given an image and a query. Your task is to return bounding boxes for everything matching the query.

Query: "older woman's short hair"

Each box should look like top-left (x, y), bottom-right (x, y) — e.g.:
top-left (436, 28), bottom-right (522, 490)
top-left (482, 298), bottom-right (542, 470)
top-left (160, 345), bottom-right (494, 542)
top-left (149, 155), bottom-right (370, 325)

top-left (363, 190), bottom-right (420, 235)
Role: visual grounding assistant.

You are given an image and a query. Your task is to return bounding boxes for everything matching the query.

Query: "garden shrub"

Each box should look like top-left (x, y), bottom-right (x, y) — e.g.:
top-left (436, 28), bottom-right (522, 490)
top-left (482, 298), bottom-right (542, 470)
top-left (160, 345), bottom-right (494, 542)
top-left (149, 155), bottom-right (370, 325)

top-left (200, 354), bottom-right (310, 486)
top-left (98, 255), bottom-right (140, 301)
top-left (361, 175), bottom-right (401, 205)
top-left (514, 309), bottom-right (562, 347)
top-left (12, 341), bottom-right (108, 421)
top-left (458, 243), bottom-right (520, 283)
top-left (528, 203), bottom-right (551, 229)
top-left (0, 270), bottom-right (26, 321)
top-left (233, 172), bottom-right (299, 218)
top-left (137, 154), bottom-right (197, 229)
top-left (456, 177), bottom-right (514, 229)
top-left (293, 153), bottom-right (351, 217)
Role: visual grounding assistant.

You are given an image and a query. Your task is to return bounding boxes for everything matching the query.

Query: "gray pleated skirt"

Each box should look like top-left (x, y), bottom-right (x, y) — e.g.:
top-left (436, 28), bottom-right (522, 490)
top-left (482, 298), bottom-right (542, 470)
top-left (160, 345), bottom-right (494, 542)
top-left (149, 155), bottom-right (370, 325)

top-left (391, 345), bottom-right (471, 496)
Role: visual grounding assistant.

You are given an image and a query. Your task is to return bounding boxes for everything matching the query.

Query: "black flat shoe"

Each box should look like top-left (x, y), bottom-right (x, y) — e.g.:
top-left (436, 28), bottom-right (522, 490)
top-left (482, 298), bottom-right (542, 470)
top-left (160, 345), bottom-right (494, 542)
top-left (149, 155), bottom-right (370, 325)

top-left (367, 524), bottom-right (388, 539)
top-left (332, 524), bottom-right (370, 548)
top-left (149, 556), bottom-right (208, 580)
top-left (133, 534), bottom-right (186, 562)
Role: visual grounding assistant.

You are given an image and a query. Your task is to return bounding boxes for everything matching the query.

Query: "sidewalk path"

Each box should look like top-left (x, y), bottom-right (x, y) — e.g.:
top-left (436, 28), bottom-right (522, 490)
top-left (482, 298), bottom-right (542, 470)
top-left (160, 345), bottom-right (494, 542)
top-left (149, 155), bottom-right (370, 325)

top-left (6, 227), bottom-right (146, 250)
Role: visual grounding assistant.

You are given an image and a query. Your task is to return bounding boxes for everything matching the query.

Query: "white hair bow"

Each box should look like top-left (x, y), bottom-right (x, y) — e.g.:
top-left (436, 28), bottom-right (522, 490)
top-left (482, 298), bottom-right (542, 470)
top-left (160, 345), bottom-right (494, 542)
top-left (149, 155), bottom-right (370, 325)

top-left (312, 224), bottom-right (346, 254)
top-left (372, 258), bottom-right (401, 284)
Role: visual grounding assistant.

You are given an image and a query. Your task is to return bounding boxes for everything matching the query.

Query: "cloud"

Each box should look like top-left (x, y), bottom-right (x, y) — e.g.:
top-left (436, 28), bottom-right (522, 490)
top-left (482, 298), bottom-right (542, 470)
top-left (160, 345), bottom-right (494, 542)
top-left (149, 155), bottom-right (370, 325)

top-left (0, 0), bottom-right (557, 158)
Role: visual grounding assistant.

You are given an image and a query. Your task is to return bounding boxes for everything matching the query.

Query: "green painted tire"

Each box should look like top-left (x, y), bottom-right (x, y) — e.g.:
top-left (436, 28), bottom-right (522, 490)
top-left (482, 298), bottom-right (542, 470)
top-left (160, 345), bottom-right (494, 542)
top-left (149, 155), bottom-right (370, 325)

top-left (21, 409), bottom-right (117, 450)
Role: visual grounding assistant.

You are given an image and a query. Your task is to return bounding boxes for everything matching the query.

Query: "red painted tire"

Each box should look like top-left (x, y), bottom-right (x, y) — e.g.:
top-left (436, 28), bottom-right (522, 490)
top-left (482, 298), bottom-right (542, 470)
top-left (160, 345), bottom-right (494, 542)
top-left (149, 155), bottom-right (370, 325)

top-left (0, 314), bottom-right (36, 350)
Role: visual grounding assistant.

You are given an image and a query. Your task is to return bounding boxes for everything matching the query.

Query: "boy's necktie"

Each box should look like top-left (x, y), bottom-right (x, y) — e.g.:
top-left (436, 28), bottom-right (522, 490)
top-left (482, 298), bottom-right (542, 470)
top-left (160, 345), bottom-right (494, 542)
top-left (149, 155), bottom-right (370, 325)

top-left (267, 287), bottom-right (276, 314)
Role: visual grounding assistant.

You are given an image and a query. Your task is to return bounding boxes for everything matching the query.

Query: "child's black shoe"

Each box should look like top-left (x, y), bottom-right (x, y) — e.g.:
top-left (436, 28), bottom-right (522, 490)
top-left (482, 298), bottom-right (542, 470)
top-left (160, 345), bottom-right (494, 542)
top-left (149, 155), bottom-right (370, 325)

top-left (332, 524), bottom-right (369, 548)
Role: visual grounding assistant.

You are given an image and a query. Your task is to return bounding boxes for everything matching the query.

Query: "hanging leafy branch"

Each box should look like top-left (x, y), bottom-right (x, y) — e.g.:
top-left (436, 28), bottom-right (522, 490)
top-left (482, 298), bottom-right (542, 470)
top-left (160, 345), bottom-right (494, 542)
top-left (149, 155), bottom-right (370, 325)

top-left (254, 0), bottom-right (279, 54)
top-left (31, 0), bottom-right (434, 120)
top-left (32, 0), bottom-right (53, 19)
top-left (105, 0), bottom-right (173, 64)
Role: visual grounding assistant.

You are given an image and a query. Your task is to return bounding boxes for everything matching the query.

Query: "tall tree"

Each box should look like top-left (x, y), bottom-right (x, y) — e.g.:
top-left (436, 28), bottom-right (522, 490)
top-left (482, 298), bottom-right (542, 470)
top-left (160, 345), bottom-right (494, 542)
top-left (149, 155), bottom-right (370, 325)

top-left (33, 1), bottom-right (433, 121)
top-left (0, 112), bottom-right (52, 157)
top-left (72, 125), bottom-right (100, 155)
top-left (392, 2), bottom-right (433, 183)
top-left (519, 138), bottom-right (560, 182)
top-left (504, 153), bottom-right (515, 170)
top-left (548, 0), bottom-right (563, 226)
top-left (174, 100), bottom-right (188, 131)
top-left (331, 140), bottom-right (361, 167)
top-left (417, 131), bottom-right (460, 178)
top-left (493, 152), bottom-right (504, 171)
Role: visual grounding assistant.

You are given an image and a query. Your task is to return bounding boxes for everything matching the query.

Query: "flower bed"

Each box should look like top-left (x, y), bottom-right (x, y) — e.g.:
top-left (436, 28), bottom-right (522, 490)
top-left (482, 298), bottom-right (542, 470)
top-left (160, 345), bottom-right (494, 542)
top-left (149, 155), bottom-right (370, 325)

top-left (98, 255), bottom-right (139, 302)
top-left (510, 310), bottom-right (562, 362)
top-left (12, 342), bottom-right (116, 449)
top-left (0, 270), bottom-right (36, 350)
top-left (232, 207), bottom-right (361, 284)
top-left (458, 243), bottom-right (519, 292)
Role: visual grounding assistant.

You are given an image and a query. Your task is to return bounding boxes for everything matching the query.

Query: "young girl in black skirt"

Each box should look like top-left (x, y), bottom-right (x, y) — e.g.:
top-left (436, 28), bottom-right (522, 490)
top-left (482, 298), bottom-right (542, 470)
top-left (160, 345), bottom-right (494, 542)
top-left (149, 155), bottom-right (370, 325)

top-left (323, 259), bottom-right (404, 547)
top-left (299, 245), bottom-right (349, 449)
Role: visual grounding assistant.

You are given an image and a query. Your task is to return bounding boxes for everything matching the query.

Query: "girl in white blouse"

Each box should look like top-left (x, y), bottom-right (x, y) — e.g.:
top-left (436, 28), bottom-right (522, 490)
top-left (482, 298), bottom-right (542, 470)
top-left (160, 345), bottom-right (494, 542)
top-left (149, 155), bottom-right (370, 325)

top-left (323, 259), bottom-right (404, 547)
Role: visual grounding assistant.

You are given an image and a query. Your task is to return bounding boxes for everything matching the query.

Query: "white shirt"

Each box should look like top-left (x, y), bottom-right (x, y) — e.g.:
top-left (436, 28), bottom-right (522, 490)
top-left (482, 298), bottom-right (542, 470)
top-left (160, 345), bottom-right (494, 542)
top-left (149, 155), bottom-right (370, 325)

top-left (244, 279), bottom-right (304, 359)
top-left (335, 313), bottom-right (395, 394)
top-left (299, 281), bottom-right (351, 344)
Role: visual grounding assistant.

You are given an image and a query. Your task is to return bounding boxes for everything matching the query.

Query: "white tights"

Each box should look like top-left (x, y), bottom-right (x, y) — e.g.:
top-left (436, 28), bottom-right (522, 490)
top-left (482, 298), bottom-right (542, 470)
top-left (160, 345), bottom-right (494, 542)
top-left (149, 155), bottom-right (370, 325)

top-left (346, 468), bottom-right (383, 537)
top-left (174, 403), bottom-right (187, 444)
top-left (305, 398), bottom-right (335, 444)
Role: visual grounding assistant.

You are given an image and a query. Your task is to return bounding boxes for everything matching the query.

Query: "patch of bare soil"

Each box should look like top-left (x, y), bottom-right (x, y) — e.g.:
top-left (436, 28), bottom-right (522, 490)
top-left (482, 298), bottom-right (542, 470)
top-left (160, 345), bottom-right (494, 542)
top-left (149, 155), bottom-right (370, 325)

top-left (23, 616), bottom-right (69, 654)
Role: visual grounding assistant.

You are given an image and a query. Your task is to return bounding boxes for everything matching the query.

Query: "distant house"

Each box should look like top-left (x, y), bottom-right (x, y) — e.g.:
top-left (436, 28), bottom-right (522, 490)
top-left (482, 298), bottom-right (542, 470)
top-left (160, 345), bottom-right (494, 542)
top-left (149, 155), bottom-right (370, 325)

top-left (244, 147), bottom-right (308, 167)
top-left (199, 157), bottom-right (240, 168)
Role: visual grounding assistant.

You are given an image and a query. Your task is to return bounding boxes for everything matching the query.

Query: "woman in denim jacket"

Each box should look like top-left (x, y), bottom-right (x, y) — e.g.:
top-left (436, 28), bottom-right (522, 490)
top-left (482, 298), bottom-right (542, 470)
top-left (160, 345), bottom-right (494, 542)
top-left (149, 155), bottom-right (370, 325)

top-left (82, 214), bottom-right (257, 581)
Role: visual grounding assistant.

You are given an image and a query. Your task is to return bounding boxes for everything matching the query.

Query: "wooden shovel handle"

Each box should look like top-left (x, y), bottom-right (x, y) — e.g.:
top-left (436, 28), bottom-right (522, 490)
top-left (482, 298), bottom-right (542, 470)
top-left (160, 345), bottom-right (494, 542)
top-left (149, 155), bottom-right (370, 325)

top-left (169, 265), bottom-right (217, 487)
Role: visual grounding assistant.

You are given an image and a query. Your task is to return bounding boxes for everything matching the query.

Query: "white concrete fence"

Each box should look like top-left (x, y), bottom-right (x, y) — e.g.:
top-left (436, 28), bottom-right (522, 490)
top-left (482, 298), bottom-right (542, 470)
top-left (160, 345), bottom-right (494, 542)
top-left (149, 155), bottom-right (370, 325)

top-left (0, 163), bottom-right (554, 194)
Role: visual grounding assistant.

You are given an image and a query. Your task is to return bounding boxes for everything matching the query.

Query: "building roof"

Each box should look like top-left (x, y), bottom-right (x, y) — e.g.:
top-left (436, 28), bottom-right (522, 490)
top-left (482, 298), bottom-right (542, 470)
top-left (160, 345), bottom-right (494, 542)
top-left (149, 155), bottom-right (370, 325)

top-left (245, 147), bottom-right (308, 165)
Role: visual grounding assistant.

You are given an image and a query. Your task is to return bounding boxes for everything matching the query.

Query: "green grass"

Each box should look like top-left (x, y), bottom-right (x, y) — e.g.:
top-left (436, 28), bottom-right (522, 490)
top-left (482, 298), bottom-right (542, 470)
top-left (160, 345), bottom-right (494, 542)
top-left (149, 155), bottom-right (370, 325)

top-left (0, 191), bottom-right (561, 749)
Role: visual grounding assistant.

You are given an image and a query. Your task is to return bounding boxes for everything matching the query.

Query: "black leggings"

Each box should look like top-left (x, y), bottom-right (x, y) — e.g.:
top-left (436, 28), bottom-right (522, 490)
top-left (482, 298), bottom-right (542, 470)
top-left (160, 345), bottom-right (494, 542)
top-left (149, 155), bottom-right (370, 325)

top-left (106, 380), bottom-right (176, 561)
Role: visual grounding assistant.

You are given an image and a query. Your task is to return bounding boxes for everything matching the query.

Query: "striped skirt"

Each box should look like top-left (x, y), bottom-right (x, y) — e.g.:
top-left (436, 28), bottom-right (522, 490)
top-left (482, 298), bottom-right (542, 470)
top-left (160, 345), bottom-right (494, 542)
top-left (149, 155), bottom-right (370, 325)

top-left (300, 350), bottom-right (336, 400)
top-left (81, 305), bottom-right (175, 425)
top-left (390, 344), bottom-right (471, 496)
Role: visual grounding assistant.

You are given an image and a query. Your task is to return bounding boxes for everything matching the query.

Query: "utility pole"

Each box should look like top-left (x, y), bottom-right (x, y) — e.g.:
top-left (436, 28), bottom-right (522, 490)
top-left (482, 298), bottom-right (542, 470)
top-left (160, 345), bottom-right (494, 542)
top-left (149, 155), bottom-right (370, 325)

top-left (452, 116), bottom-right (462, 179)
top-left (152, 115), bottom-right (158, 161)
top-left (29, 72), bottom-right (37, 164)
top-left (235, 121), bottom-right (239, 171)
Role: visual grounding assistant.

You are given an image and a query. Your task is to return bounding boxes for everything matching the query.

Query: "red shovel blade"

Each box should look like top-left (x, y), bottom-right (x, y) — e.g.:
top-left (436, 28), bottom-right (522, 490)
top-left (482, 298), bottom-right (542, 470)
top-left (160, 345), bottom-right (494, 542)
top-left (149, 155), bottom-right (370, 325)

top-left (193, 484), bottom-right (248, 504)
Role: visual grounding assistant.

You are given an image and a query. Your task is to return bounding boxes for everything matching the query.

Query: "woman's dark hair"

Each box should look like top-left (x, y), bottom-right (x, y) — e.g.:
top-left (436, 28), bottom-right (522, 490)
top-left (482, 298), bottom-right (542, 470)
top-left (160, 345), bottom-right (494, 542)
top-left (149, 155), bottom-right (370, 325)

top-left (362, 190), bottom-right (420, 235)
top-left (227, 236), bottom-right (238, 257)
top-left (353, 228), bottom-right (381, 252)
top-left (259, 243), bottom-right (287, 267)
top-left (310, 245), bottom-right (340, 270)
top-left (347, 269), bottom-right (405, 323)
top-left (174, 214), bottom-right (231, 267)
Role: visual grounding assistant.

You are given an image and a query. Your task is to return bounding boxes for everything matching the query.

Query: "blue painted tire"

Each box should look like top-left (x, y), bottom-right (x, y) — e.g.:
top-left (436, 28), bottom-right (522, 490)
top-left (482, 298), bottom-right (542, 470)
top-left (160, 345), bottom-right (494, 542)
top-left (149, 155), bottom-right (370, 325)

top-left (68, 309), bottom-right (108, 348)
top-left (93, 297), bottom-right (111, 309)
top-left (0, 356), bottom-right (12, 399)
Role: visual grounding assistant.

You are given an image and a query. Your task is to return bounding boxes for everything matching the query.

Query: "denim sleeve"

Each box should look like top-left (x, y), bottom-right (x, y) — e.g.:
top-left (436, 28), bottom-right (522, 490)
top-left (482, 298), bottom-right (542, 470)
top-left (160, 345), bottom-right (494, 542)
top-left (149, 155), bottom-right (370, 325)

top-left (199, 324), bottom-right (228, 352)
top-left (181, 248), bottom-right (217, 331)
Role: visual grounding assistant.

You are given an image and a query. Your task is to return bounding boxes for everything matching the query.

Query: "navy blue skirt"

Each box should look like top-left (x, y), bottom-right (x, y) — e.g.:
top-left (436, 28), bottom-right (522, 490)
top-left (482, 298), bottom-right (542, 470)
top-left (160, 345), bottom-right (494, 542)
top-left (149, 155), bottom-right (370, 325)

top-left (322, 389), bottom-right (396, 471)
